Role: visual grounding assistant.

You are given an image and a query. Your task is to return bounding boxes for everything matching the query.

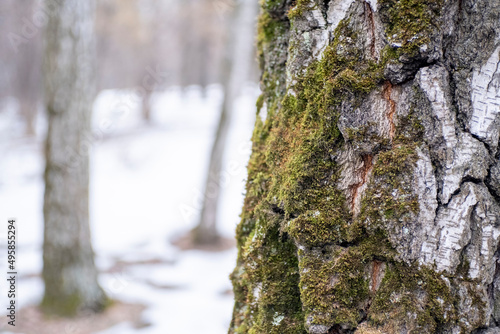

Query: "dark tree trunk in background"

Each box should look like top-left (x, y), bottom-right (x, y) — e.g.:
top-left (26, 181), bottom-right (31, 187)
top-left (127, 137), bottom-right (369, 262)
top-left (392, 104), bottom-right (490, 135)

top-left (20, 100), bottom-right (37, 136)
top-left (230, 0), bottom-right (500, 333)
top-left (42, 0), bottom-right (107, 316)
top-left (13, 0), bottom-right (42, 136)
top-left (193, 0), bottom-right (258, 245)
top-left (142, 88), bottom-right (153, 123)
top-left (180, 0), bottom-right (209, 89)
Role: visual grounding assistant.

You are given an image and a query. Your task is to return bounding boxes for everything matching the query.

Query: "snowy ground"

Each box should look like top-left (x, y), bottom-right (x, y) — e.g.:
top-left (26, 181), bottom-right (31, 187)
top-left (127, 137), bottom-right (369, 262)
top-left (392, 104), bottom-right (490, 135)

top-left (0, 84), bottom-right (258, 333)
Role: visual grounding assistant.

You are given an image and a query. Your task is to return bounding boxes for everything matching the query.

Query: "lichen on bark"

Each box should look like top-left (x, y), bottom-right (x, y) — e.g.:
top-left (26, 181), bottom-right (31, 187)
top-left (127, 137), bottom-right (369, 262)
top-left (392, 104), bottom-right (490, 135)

top-left (230, 0), bottom-right (500, 333)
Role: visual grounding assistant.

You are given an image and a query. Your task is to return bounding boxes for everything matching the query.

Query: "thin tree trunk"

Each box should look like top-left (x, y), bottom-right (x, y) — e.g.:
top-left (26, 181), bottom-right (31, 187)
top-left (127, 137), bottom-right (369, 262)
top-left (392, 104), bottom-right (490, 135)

top-left (193, 0), bottom-right (258, 244)
top-left (142, 89), bottom-right (152, 123)
top-left (230, 0), bottom-right (500, 333)
top-left (180, 0), bottom-right (202, 88)
top-left (14, 0), bottom-right (41, 136)
top-left (42, 0), bottom-right (107, 316)
top-left (20, 101), bottom-right (36, 136)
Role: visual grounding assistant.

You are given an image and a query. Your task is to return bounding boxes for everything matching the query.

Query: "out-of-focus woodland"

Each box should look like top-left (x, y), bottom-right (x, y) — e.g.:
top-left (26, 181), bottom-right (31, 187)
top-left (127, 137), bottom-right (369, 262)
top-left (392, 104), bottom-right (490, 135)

top-left (1, 0), bottom-right (257, 134)
top-left (0, 0), bottom-right (259, 332)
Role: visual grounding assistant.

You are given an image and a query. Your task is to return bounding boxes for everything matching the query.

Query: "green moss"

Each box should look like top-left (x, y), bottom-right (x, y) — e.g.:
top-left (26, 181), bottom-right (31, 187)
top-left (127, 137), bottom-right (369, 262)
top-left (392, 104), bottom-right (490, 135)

top-left (232, 3), bottom-right (303, 330)
top-left (348, 142), bottom-right (420, 242)
top-left (369, 263), bottom-right (456, 332)
top-left (261, 0), bottom-right (287, 14)
top-left (233, 217), bottom-right (306, 334)
top-left (41, 293), bottom-right (82, 317)
top-left (345, 126), bottom-right (368, 139)
top-left (264, 18), bottom-right (388, 247)
top-left (287, 0), bottom-right (314, 20)
top-left (231, 1), bottom-right (457, 333)
top-left (378, 0), bottom-right (443, 54)
top-left (298, 235), bottom-right (395, 329)
top-left (40, 292), bottom-right (111, 317)
top-left (258, 11), bottom-right (288, 46)
top-left (256, 94), bottom-right (265, 114)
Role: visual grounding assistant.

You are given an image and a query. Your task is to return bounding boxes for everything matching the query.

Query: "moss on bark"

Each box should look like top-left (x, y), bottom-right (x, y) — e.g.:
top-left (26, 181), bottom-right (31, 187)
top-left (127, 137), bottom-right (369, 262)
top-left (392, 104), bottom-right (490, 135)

top-left (228, 0), bottom-right (471, 333)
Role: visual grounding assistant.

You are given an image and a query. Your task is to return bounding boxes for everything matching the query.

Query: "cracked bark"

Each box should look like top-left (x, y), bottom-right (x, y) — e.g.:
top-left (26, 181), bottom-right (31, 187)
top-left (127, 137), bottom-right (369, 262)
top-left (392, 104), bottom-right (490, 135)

top-left (230, 0), bottom-right (500, 333)
top-left (382, 81), bottom-right (396, 142)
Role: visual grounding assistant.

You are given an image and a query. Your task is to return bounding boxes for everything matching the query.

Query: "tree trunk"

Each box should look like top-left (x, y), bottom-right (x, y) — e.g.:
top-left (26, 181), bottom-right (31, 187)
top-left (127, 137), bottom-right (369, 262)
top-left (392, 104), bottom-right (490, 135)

top-left (20, 100), bottom-right (37, 136)
top-left (142, 89), bottom-right (152, 123)
top-left (180, 0), bottom-right (205, 88)
top-left (230, 0), bottom-right (500, 333)
top-left (193, 0), bottom-right (258, 245)
top-left (42, 0), bottom-right (107, 316)
top-left (12, 0), bottom-right (41, 136)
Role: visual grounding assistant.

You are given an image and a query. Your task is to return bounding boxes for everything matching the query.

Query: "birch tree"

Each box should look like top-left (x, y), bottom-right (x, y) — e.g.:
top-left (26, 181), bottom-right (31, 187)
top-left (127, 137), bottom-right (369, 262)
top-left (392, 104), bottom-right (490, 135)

top-left (42, 0), bottom-right (107, 316)
top-left (230, 0), bottom-right (500, 333)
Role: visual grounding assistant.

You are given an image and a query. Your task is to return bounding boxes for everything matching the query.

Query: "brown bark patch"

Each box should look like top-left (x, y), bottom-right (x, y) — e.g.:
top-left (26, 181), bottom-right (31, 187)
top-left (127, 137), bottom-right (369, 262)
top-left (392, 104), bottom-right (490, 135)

top-left (364, 2), bottom-right (377, 60)
top-left (383, 81), bottom-right (396, 141)
top-left (370, 260), bottom-right (386, 293)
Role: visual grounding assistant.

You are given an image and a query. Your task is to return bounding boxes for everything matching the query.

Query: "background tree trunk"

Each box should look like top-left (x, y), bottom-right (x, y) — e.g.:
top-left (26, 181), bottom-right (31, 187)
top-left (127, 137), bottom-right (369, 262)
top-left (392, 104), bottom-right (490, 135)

top-left (42, 0), bottom-right (107, 316)
top-left (192, 0), bottom-right (258, 245)
top-left (230, 0), bottom-right (500, 333)
top-left (11, 0), bottom-right (42, 136)
top-left (141, 89), bottom-right (153, 123)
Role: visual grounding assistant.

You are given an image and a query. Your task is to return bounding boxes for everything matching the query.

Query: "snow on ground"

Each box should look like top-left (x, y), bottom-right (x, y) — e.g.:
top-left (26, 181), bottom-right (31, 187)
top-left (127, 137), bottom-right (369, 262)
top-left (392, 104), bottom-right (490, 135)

top-left (0, 83), bottom-right (258, 333)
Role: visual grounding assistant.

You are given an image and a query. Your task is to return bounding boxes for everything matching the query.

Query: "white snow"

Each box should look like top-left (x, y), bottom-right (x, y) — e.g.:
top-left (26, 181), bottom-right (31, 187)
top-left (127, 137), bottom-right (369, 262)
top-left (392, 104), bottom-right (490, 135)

top-left (0, 83), bottom-right (258, 333)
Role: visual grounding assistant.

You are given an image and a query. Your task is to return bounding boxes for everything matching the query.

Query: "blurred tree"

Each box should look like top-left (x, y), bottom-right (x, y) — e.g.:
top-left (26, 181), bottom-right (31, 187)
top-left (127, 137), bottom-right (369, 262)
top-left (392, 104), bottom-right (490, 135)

top-left (42, 0), bottom-right (107, 316)
top-left (192, 0), bottom-right (258, 245)
top-left (13, 0), bottom-right (41, 136)
top-left (179, 0), bottom-right (212, 90)
top-left (96, 0), bottom-right (149, 89)
top-left (2, 0), bottom-right (237, 133)
top-left (2, 0), bottom-right (235, 132)
top-left (137, 0), bottom-right (162, 123)
top-left (95, 0), bottom-right (169, 123)
top-left (0, 0), bottom-right (42, 135)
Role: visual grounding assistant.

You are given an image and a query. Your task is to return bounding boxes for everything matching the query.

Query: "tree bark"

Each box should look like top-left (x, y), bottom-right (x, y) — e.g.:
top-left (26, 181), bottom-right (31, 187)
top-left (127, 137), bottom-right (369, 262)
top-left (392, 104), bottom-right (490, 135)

top-left (42, 0), bottom-right (107, 316)
top-left (193, 0), bottom-right (258, 244)
top-left (230, 0), bottom-right (500, 333)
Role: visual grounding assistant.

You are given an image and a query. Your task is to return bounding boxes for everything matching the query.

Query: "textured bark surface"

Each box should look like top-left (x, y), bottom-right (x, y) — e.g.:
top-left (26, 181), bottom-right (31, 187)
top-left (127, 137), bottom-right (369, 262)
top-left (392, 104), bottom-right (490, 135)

top-left (230, 0), bottom-right (500, 333)
top-left (42, 0), bottom-right (106, 316)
